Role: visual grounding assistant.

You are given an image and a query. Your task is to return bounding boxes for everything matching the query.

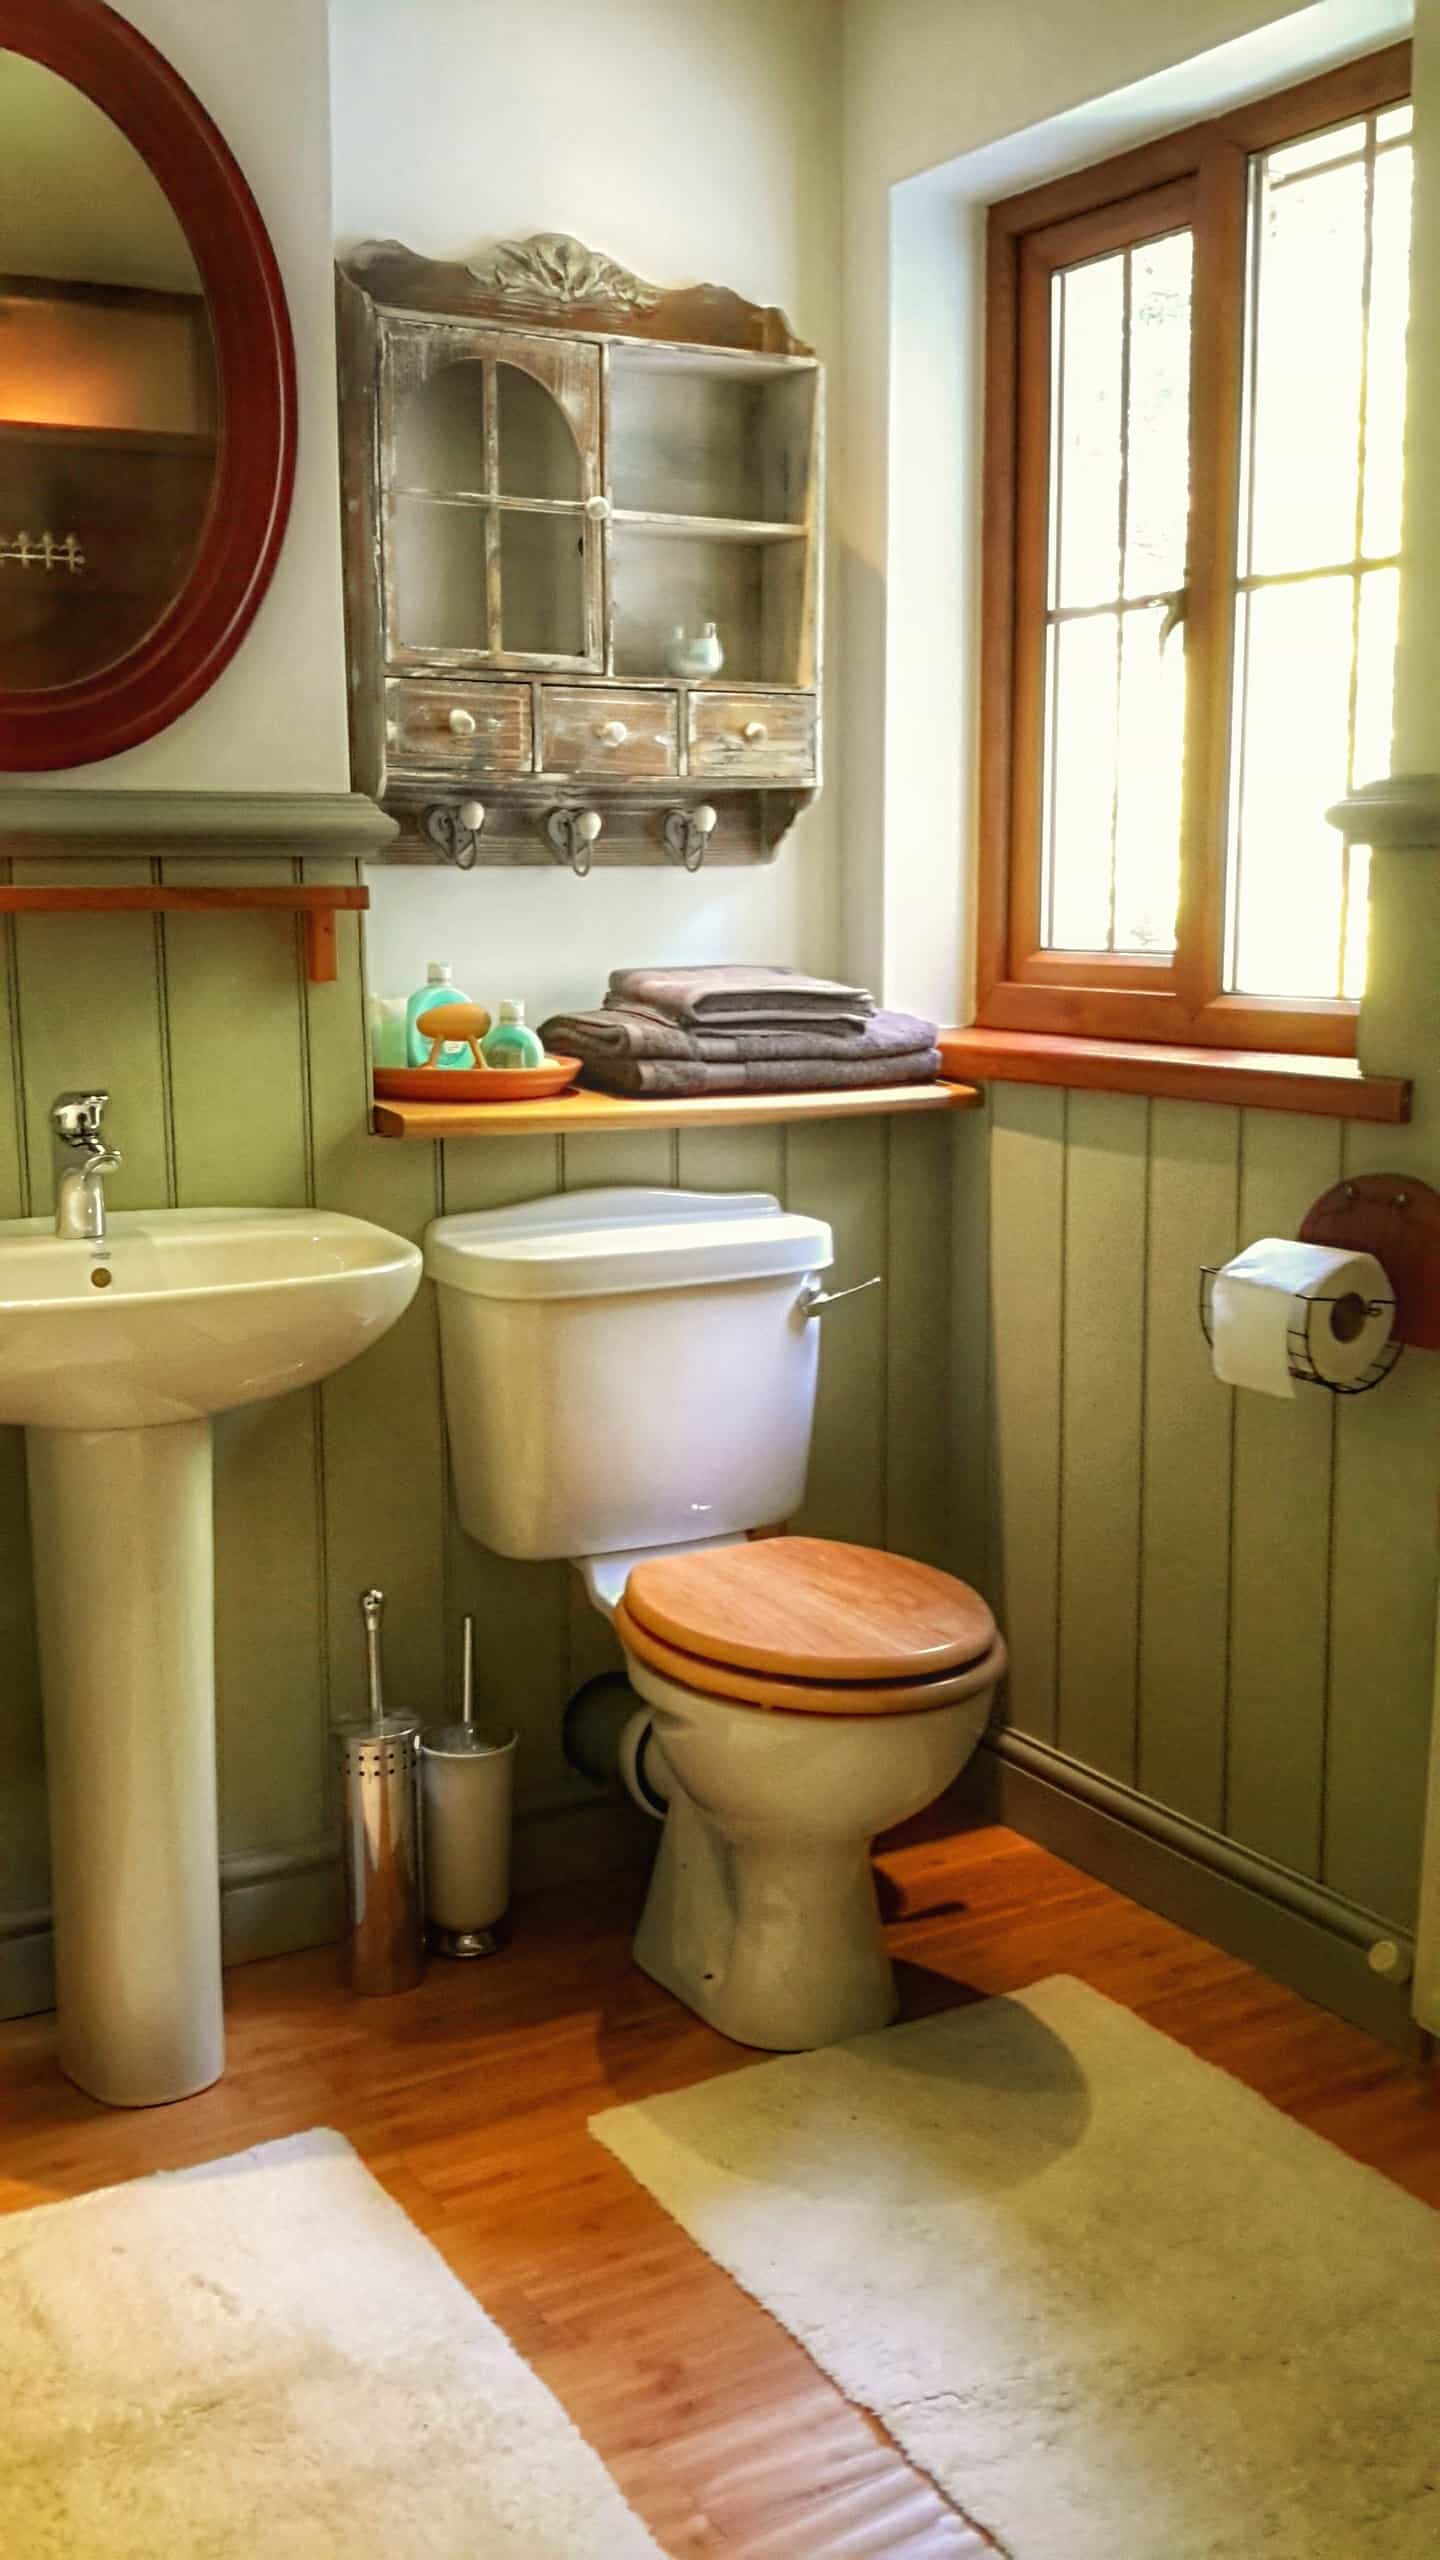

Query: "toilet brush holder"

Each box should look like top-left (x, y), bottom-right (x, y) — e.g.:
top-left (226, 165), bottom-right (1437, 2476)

top-left (334, 1717), bottom-right (425, 1993)
top-left (420, 1615), bottom-right (518, 1956)
top-left (334, 1588), bottom-right (425, 1996)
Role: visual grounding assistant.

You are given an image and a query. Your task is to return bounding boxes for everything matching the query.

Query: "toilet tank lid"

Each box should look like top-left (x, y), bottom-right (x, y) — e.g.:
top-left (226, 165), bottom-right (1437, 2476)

top-left (424, 1187), bottom-right (833, 1301)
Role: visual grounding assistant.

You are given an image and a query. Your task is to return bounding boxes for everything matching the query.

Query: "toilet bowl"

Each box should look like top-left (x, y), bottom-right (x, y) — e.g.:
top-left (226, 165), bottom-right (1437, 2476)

top-left (423, 1187), bottom-right (1007, 2051)
top-left (581, 1532), bottom-right (1004, 2047)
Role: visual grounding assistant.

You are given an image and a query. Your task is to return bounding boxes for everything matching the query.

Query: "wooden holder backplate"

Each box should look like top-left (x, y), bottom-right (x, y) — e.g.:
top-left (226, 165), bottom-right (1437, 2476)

top-left (1300, 1174), bottom-right (1440, 1349)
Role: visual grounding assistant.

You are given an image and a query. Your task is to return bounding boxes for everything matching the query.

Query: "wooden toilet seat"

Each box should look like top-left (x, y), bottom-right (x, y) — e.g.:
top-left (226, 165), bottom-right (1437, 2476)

top-left (618, 1536), bottom-right (998, 1716)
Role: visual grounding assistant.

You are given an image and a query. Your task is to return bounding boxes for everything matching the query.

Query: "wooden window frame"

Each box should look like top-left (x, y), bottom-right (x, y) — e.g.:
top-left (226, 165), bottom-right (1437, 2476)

top-left (977, 45), bottom-right (1411, 1058)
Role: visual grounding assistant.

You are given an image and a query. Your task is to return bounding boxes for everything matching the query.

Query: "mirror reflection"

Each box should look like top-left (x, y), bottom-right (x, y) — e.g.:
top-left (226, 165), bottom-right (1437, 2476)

top-left (0, 51), bottom-right (218, 693)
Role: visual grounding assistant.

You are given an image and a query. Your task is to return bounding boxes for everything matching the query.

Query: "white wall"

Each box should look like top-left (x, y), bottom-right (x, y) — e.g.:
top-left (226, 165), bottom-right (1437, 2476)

top-left (837, 0), bottom-right (1412, 1020)
top-left (329, 0), bottom-right (843, 1018)
top-left (34, 0), bottom-right (351, 793)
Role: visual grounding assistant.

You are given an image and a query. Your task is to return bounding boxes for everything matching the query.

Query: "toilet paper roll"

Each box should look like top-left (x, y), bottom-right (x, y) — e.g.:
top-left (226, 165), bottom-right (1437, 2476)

top-left (1209, 1238), bottom-right (1394, 1398)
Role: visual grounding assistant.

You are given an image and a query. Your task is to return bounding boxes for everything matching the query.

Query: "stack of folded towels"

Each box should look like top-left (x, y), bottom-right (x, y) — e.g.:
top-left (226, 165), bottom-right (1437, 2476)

top-left (539, 965), bottom-right (941, 1100)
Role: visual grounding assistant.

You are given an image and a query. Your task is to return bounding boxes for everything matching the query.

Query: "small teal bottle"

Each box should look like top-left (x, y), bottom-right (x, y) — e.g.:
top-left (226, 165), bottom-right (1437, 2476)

top-left (405, 961), bottom-right (472, 1068)
top-left (481, 998), bottom-right (544, 1069)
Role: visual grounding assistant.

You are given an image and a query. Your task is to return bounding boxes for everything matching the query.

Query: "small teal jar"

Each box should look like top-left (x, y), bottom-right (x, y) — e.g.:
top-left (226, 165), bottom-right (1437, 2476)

top-left (481, 999), bottom-right (544, 1070)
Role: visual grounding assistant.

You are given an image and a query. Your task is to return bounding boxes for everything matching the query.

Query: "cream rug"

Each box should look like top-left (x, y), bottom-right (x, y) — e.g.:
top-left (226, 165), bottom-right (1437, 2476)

top-left (592, 1975), bottom-right (1440, 2559)
top-left (0, 2127), bottom-right (662, 2558)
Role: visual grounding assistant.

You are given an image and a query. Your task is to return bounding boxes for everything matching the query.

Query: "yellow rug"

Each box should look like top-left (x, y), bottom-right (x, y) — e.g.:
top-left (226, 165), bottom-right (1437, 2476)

top-left (592, 1975), bottom-right (1439, 2559)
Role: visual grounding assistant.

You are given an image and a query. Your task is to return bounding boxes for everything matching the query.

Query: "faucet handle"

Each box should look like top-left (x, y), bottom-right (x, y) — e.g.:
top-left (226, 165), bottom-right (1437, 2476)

top-left (51, 1089), bottom-right (110, 1146)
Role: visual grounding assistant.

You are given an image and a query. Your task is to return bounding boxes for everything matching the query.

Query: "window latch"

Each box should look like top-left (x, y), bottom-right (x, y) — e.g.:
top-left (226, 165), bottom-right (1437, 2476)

top-left (1156, 589), bottom-right (1188, 651)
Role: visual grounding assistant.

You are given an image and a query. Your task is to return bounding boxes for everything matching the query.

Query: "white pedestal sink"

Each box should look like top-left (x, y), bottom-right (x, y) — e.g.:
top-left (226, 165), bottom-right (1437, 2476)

top-left (0, 1208), bottom-right (421, 2107)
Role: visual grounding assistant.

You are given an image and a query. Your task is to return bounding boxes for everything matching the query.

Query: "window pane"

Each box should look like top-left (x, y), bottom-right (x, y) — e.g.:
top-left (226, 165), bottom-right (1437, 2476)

top-left (1044, 614), bottom-right (1118, 948)
top-left (1225, 108), bottom-right (1411, 1005)
top-left (1376, 102), bottom-right (1413, 145)
top-left (1245, 155), bottom-right (1367, 576)
top-left (1041, 227), bottom-right (1192, 954)
top-left (1113, 608), bottom-right (1185, 952)
top-left (1265, 117), bottom-right (1366, 183)
top-left (1363, 144), bottom-right (1413, 557)
top-left (1124, 232), bottom-right (1193, 597)
top-left (1052, 255), bottom-right (1124, 609)
top-left (1227, 576), bottom-right (1352, 997)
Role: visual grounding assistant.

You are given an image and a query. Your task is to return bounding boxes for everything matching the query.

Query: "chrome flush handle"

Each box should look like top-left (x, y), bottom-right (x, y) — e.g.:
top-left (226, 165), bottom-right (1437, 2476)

top-left (802, 1274), bottom-right (883, 1318)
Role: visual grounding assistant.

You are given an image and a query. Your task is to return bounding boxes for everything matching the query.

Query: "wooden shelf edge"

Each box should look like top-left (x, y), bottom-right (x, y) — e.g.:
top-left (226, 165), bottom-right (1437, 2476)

top-left (939, 1029), bottom-right (1411, 1123)
top-left (371, 1079), bottom-right (980, 1140)
top-left (0, 884), bottom-right (368, 986)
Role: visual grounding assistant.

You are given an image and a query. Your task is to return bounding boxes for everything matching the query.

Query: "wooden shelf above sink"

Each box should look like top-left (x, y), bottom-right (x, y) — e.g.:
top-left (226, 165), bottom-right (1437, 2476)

top-left (0, 883), bottom-right (368, 983)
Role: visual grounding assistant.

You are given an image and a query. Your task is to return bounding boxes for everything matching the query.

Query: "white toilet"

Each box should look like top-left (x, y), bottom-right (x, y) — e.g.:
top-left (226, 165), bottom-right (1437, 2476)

top-left (425, 1188), bottom-right (1006, 2050)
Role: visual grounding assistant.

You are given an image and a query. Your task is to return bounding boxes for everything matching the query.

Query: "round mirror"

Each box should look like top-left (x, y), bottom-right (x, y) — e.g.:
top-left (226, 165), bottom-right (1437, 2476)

top-left (0, 0), bottom-right (295, 770)
top-left (0, 54), bottom-right (219, 692)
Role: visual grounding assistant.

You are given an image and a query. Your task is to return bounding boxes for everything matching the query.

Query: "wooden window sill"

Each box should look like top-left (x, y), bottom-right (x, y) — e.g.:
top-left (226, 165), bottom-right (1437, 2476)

top-left (371, 1079), bottom-right (982, 1140)
top-left (938, 1029), bottom-right (1410, 1123)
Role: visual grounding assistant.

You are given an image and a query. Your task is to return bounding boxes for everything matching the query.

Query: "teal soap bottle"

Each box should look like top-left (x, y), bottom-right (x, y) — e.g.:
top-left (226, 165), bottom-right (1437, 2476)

top-left (481, 999), bottom-right (544, 1070)
top-left (405, 962), bottom-right (472, 1068)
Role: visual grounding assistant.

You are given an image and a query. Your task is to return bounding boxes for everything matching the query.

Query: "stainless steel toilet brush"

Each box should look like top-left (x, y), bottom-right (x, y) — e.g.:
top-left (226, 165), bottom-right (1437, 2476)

top-left (334, 1589), bottom-right (424, 1995)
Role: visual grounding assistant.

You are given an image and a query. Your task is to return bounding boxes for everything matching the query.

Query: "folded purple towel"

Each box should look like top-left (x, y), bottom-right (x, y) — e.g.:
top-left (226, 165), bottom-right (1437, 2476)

top-left (605, 965), bottom-right (875, 1031)
top-left (536, 1044), bottom-right (943, 1102)
top-left (541, 1005), bottom-right (937, 1067)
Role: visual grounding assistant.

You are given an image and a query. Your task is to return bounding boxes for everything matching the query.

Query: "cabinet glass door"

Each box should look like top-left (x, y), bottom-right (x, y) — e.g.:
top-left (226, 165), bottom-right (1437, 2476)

top-left (382, 327), bottom-right (601, 669)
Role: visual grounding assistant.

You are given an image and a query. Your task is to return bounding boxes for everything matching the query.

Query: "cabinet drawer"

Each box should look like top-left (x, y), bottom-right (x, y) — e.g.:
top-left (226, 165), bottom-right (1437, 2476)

top-left (386, 680), bottom-right (533, 776)
top-left (687, 692), bottom-right (816, 784)
top-left (540, 687), bottom-right (678, 779)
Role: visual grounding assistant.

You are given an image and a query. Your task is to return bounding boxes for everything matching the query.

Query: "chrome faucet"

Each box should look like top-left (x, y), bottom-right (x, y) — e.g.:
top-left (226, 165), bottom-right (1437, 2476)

top-left (51, 1090), bottom-right (122, 1241)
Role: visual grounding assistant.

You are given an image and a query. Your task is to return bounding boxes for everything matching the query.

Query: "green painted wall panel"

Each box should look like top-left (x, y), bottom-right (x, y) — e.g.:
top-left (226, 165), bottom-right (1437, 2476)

top-left (1224, 1111), bottom-right (1342, 1877)
top-left (884, 1111), bottom-right (951, 1566)
top-left (1324, 1113), bottom-right (1440, 1921)
top-left (1135, 1101), bottom-right (1238, 1824)
top-left (947, 1102), bottom-right (991, 1593)
top-left (1056, 1091), bottom-right (1148, 1782)
top-left (784, 1116), bottom-right (888, 1546)
top-left (212, 1396), bottom-right (327, 1854)
top-left (12, 859), bottom-right (171, 1214)
top-left (164, 858), bottom-right (310, 1209)
top-left (674, 1122), bottom-right (786, 1200)
top-left (987, 1085), bottom-right (1066, 1740)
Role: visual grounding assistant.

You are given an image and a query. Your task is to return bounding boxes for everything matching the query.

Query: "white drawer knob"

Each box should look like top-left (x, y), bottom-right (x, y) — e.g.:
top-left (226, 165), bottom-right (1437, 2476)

top-left (742, 720), bottom-right (768, 746)
top-left (584, 494), bottom-right (612, 522)
top-left (596, 719), bottom-right (628, 746)
top-left (448, 706), bottom-right (477, 737)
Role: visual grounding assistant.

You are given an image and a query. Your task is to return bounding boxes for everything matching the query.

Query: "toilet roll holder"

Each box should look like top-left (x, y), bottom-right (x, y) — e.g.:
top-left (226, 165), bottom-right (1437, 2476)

top-left (1197, 1268), bottom-right (1399, 1394)
top-left (1198, 1170), bottom-right (1440, 1396)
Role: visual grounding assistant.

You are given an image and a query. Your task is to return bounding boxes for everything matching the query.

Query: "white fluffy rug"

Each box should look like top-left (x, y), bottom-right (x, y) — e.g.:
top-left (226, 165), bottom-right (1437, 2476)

top-left (0, 2128), bottom-right (662, 2558)
top-left (592, 1975), bottom-right (1440, 2559)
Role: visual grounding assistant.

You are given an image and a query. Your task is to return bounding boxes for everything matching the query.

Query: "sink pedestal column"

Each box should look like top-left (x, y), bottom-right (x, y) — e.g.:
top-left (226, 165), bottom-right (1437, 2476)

top-left (27, 1419), bottom-right (223, 2107)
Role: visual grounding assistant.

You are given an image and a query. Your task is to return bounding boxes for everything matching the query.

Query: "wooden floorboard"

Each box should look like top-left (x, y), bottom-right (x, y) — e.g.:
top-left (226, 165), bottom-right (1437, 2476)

top-left (0, 1818), bottom-right (1435, 2556)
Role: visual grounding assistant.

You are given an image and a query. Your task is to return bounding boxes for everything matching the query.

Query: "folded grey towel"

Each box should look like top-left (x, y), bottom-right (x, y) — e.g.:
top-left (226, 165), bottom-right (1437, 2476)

top-left (551, 1048), bottom-right (943, 1101)
top-left (605, 965), bottom-right (875, 1029)
top-left (541, 1005), bottom-right (937, 1066)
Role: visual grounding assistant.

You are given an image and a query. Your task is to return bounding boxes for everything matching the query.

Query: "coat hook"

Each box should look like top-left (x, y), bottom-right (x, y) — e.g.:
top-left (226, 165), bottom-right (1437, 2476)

top-left (423, 799), bottom-right (486, 870)
top-left (545, 807), bottom-right (603, 876)
top-left (663, 803), bottom-right (718, 872)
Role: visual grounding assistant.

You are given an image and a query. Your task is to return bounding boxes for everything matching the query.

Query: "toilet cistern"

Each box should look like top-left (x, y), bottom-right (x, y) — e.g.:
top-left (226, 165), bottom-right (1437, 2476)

top-left (51, 1089), bottom-right (122, 1241)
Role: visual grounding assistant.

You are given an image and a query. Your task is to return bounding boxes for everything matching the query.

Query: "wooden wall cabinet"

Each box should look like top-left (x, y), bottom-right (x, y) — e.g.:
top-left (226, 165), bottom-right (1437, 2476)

top-left (336, 234), bottom-right (823, 869)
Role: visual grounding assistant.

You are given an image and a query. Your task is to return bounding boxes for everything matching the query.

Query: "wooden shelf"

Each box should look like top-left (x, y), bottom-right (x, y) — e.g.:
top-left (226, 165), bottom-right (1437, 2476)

top-left (0, 883), bottom-right (367, 984)
top-left (372, 1079), bottom-right (980, 1141)
top-left (939, 1028), bottom-right (1411, 1122)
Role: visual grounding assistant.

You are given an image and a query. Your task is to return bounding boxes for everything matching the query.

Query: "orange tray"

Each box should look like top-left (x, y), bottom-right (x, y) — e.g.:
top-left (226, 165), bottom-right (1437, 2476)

top-left (373, 1054), bottom-right (582, 1104)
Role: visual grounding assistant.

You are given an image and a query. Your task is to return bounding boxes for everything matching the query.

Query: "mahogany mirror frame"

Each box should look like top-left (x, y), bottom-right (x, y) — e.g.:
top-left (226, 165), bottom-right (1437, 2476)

top-left (0, 0), bottom-right (296, 770)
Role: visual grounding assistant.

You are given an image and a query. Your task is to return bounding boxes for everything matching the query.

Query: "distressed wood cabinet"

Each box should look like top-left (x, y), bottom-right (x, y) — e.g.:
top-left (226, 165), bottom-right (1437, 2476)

top-left (336, 233), bottom-right (823, 870)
